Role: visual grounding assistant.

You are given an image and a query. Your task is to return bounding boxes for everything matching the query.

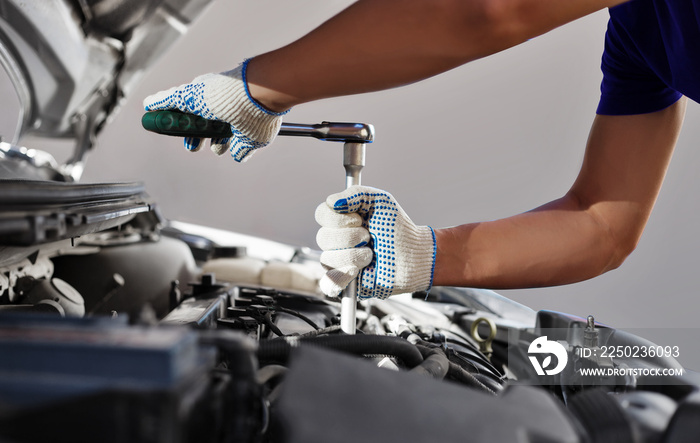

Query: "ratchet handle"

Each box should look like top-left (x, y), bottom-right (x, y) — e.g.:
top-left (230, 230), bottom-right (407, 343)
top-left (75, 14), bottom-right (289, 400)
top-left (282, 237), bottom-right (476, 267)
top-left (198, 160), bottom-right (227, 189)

top-left (141, 110), bottom-right (232, 138)
top-left (142, 110), bottom-right (375, 143)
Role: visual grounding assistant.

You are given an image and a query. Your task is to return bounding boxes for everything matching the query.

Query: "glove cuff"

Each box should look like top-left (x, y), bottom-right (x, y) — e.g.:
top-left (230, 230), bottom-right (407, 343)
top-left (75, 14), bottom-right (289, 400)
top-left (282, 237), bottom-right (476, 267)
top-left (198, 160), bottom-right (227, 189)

top-left (398, 224), bottom-right (437, 294)
top-left (239, 58), bottom-right (290, 117)
top-left (205, 59), bottom-right (288, 148)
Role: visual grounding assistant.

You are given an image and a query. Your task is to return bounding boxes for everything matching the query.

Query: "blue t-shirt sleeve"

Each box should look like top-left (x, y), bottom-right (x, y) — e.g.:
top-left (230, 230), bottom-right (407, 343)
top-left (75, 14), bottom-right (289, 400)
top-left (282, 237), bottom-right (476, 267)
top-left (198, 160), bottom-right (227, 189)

top-left (596, 18), bottom-right (682, 116)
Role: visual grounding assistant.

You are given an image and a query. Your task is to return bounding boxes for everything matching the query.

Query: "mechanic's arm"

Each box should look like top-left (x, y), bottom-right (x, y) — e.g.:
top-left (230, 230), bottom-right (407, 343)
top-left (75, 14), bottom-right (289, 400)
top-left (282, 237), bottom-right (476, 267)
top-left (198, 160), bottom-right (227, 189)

top-left (145, 0), bottom-right (628, 160)
top-left (247, 0), bottom-right (629, 112)
top-left (433, 98), bottom-right (687, 289)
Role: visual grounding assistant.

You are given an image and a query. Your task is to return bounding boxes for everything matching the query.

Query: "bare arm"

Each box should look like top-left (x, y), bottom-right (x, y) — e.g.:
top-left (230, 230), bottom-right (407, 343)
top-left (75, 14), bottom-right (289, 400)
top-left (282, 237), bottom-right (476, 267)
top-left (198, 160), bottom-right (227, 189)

top-left (433, 98), bottom-right (687, 289)
top-left (247, 0), bottom-right (628, 112)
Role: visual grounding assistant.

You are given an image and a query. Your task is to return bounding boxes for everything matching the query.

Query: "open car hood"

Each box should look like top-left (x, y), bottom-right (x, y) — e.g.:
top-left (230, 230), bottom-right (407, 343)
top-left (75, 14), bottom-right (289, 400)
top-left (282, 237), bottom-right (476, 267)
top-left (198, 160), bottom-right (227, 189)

top-left (0, 0), bottom-right (212, 181)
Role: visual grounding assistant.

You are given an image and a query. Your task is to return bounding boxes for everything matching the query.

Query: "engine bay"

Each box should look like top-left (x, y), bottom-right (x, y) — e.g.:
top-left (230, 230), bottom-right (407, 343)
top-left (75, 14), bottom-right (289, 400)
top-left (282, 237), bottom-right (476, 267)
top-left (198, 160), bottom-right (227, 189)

top-left (0, 203), bottom-right (699, 442)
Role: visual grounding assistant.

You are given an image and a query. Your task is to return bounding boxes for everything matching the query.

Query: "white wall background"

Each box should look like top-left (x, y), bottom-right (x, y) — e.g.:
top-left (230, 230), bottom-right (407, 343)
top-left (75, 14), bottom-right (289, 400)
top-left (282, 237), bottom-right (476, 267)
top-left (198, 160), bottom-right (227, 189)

top-left (5, 2), bottom-right (700, 368)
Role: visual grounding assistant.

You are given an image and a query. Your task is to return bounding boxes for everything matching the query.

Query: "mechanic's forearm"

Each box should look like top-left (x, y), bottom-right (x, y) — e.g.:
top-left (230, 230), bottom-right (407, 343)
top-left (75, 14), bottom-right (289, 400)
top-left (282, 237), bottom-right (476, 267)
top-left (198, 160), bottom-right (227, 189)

top-left (432, 194), bottom-right (633, 289)
top-left (433, 98), bottom-right (686, 290)
top-left (247, 0), bottom-right (628, 111)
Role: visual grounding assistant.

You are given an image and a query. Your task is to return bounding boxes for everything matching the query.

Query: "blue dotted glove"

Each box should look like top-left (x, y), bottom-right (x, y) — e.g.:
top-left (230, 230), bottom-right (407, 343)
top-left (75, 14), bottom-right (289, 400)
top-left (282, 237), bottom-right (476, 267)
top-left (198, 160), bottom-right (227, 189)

top-left (315, 185), bottom-right (436, 299)
top-left (143, 59), bottom-right (288, 162)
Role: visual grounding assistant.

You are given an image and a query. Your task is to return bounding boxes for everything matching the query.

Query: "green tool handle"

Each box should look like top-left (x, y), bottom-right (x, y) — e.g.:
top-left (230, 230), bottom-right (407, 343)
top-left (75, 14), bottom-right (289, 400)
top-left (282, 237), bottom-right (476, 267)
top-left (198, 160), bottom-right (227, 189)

top-left (142, 110), bottom-right (375, 143)
top-left (141, 110), bottom-right (233, 138)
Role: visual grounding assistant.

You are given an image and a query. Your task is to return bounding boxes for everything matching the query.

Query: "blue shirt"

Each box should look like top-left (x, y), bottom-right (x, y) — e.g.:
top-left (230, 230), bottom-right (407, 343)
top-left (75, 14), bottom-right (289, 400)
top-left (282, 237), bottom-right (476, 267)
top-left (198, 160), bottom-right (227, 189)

top-left (597, 0), bottom-right (700, 115)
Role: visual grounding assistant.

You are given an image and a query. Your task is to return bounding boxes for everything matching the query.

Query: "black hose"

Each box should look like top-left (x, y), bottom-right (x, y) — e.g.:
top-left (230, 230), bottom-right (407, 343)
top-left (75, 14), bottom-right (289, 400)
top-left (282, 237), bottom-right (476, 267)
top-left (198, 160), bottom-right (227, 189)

top-left (447, 348), bottom-right (505, 387)
top-left (299, 325), bottom-right (342, 337)
top-left (263, 311), bottom-right (285, 337)
top-left (413, 339), bottom-right (502, 390)
top-left (412, 344), bottom-right (450, 380)
top-left (275, 306), bottom-right (321, 330)
top-left (257, 334), bottom-right (424, 368)
top-left (447, 361), bottom-right (497, 396)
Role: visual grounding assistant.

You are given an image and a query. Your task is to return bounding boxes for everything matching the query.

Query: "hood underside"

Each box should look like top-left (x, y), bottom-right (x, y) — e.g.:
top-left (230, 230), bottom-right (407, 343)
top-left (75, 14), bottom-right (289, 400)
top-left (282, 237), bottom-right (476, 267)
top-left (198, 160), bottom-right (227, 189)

top-left (0, 0), bottom-right (212, 182)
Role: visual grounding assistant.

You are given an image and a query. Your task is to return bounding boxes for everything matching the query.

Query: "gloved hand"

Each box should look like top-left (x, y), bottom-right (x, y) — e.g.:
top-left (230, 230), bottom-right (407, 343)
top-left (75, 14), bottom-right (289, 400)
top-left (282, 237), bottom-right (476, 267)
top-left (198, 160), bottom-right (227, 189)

top-left (315, 185), bottom-right (436, 299)
top-left (143, 59), bottom-right (288, 162)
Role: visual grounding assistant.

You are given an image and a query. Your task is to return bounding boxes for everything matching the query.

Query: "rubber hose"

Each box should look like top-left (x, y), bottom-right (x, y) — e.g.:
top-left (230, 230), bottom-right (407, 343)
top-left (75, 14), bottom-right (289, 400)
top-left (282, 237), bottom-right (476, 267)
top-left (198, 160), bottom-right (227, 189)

top-left (448, 350), bottom-right (504, 390)
top-left (447, 362), bottom-right (497, 396)
top-left (412, 344), bottom-right (449, 379)
top-left (471, 372), bottom-right (505, 394)
top-left (299, 325), bottom-right (342, 338)
top-left (276, 306), bottom-right (320, 330)
top-left (257, 334), bottom-right (424, 368)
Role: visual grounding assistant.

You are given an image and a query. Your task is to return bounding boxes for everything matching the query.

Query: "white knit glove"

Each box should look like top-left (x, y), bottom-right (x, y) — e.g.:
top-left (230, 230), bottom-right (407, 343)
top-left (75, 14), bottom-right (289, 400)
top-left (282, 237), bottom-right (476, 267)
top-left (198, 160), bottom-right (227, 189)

top-left (143, 59), bottom-right (288, 162)
top-left (315, 186), bottom-right (436, 299)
